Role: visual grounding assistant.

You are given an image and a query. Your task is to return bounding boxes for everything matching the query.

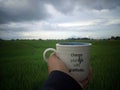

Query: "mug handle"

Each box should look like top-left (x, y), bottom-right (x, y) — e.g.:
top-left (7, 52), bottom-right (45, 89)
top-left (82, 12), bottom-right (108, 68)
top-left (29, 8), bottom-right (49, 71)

top-left (43, 48), bottom-right (56, 62)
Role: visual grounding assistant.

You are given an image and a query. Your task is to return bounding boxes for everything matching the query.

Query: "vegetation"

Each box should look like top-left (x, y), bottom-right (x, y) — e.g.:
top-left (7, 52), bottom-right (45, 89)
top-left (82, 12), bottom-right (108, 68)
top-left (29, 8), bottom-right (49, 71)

top-left (0, 40), bottom-right (120, 90)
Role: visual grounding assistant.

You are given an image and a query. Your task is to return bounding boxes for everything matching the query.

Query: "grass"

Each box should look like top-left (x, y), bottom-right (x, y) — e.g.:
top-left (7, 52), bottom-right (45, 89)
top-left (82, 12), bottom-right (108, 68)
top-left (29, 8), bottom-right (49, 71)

top-left (89, 40), bottom-right (120, 90)
top-left (0, 40), bottom-right (120, 90)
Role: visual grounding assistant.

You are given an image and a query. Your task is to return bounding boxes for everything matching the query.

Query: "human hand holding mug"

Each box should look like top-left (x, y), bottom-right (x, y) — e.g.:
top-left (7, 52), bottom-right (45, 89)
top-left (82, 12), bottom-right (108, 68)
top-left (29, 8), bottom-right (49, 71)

top-left (47, 53), bottom-right (92, 88)
top-left (43, 42), bottom-right (91, 81)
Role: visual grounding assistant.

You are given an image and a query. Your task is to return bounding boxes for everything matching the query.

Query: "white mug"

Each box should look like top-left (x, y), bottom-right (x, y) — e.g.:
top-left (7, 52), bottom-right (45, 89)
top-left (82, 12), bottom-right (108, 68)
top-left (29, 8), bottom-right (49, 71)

top-left (43, 42), bottom-right (91, 81)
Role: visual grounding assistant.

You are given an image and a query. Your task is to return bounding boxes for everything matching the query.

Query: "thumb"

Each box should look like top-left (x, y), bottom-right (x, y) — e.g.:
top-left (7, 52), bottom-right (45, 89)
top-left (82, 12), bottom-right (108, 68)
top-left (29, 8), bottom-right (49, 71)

top-left (48, 53), bottom-right (69, 74)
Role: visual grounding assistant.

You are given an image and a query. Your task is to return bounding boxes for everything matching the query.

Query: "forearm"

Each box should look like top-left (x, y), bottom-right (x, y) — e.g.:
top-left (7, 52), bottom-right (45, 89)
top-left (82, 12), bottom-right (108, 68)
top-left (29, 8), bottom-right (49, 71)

top-left (42, 71), bottom-right (82, 90)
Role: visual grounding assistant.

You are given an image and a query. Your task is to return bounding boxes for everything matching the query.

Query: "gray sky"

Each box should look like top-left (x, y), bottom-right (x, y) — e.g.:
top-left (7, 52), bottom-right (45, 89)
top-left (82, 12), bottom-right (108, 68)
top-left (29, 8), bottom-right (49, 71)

top-left (0, 0), bottom-right (120, 40)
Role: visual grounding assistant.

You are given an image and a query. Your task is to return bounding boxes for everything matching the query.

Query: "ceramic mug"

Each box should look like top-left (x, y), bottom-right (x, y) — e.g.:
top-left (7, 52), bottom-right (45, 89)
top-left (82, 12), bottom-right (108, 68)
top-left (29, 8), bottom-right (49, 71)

top-left (43, 42), bottom-right (91, 81)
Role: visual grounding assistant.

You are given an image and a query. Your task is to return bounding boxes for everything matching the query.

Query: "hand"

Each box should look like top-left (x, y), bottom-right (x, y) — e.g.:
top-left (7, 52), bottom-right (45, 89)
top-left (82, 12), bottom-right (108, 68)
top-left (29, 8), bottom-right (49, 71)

top-left (47, 53), bottom-right (92, 88)
top-left (48, 53), bottom-right (69, 75)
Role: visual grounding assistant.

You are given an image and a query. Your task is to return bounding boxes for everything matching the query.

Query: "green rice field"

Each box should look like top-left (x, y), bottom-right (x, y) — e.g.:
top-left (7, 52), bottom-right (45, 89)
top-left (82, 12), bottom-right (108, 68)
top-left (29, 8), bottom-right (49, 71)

top-left (0, 40), bottom-right (120, 90)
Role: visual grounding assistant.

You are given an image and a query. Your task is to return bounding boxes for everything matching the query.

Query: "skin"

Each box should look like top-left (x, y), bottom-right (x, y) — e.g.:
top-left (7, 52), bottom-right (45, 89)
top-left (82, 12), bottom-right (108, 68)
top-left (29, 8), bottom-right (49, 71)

top-left (47, 53), bottom-right (92, 89)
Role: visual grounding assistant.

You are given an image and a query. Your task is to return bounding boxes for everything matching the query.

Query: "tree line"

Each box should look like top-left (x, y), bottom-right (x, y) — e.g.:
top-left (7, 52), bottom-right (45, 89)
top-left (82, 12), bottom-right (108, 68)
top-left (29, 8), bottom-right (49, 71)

top-left (0, 36), bottom-right (120, 41)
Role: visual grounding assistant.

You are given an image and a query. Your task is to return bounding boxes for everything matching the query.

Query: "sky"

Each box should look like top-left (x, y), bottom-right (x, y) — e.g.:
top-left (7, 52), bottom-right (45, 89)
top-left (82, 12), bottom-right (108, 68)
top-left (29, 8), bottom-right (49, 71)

top-left (0, 0), bottom-right (120, 40)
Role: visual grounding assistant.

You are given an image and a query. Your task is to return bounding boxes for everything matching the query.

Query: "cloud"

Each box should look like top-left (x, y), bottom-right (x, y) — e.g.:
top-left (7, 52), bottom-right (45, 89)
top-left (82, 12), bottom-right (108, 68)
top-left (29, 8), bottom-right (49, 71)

top-left (57, 21), bottom-right (96, 28)
top-left (0, 0), bottom-right (120, 40)
top-left (74, 0), bottom-right (120, 10)
top-left (0, 0), bottom-right (50, 24)
top-left (0, 0), bottom-right (120, 24)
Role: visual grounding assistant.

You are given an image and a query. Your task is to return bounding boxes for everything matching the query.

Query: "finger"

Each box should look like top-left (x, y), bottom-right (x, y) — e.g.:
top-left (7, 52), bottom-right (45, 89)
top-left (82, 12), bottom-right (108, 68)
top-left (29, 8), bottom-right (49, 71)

top-left (80, 77), bottom-right (89, 87)
top-left (80, 67), bottom-right (92, 88)
top-left (88, 67), bottom-right (92, 80)
top-left (49, 52), bottom-right (56, 57)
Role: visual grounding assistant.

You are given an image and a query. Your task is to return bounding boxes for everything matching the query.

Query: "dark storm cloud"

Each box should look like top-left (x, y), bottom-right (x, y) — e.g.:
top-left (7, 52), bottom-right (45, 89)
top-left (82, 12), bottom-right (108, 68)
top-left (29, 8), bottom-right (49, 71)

top-left (0, 0), bottom-right (120, 24)
top-left (72, 0), bottom-right (120, 10)
top-left (0, 0), bottom-right (49, 24)
top-left (47, 0), bottom-right (120, 14)
top-left (46, 0), bottom-right (75, 14)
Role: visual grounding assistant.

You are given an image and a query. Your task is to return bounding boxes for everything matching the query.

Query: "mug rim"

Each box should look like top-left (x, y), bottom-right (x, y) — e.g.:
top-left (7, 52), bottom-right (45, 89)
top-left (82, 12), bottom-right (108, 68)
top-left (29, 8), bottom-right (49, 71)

top-left (56, 42), bottom-right (92, 47)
